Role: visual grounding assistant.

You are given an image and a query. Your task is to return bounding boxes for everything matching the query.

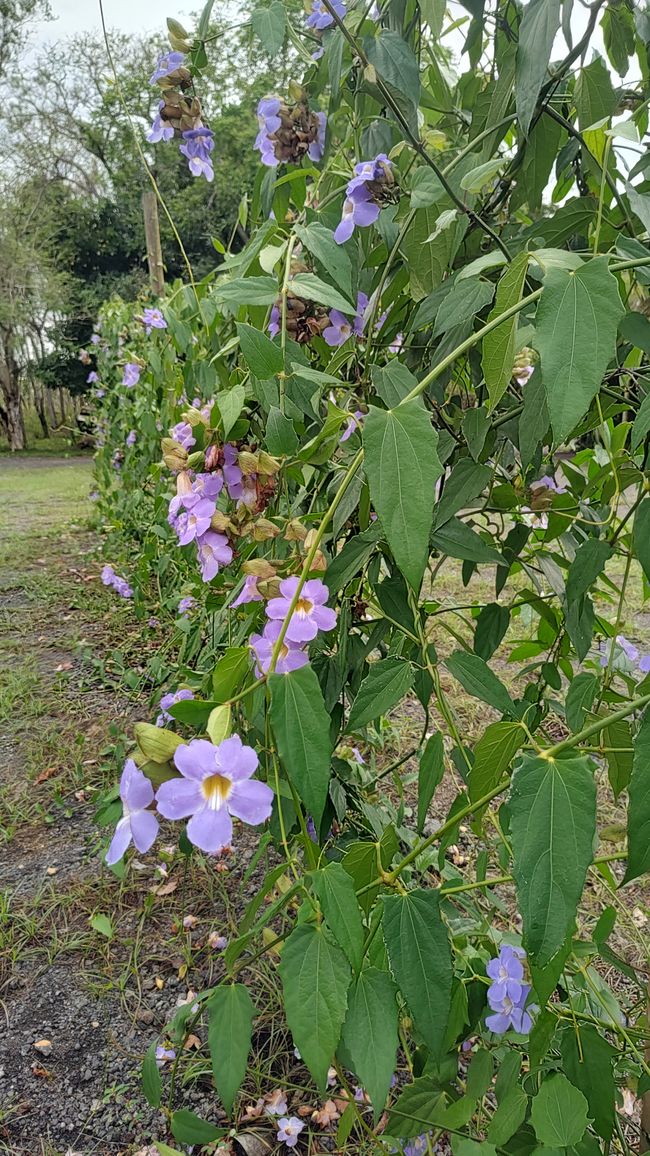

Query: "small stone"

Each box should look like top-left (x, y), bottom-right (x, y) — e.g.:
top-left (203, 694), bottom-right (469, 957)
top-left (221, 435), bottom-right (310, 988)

top-left (33, 1039), bottom-right (52, 1056)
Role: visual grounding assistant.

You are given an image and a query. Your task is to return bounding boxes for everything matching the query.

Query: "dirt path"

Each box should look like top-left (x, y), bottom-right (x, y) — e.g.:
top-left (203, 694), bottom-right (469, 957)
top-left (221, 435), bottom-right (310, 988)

top-left (0, 457), bottom-right (235, 1155)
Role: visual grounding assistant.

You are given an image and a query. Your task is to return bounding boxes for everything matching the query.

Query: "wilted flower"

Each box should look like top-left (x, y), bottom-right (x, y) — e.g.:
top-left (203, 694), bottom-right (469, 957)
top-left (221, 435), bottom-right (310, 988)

top-left (122, 362), bottom-right (141, 387)
top-left (276, 1117), bottom-right (305, 1149)
top-left (150, 51), bottom-right (186, 85)
top-left (334, 154), bottom-right (393, 244)
top-left (207, 932), bottom-right (229, 950)
top-left (147, 100), bottom-right (175, 143)
top-left (142, 307), bottom-right (167, 335)
top-left (388, 333), bottom-right (404, 354)
top-left (105, 760), bottom-right (159, 865)
top-left (530, 473), bottom-right (566, 494)
top-left (87, 371), bottom-right (99, 384)
top-left (197, 531), bottom-right (233, 582)
top-left (250, 620), bottom-right (309, 677)
top-left (180, 127), bottom-right (215, 181)
top-left (513, 363), bottom-right (534, 386)
top-left (266, 577), bottom-right (337, 643)
top-left (265, 1089), bottom-right (289, 1116)
top-left (156, 735), bottom-right (274, 853)
top-left (306, 0), bottom-right (345, 29)
top-left (231, 575), bottom-right (264, 607)
top-left (157, 688), bottom-right (195, 726)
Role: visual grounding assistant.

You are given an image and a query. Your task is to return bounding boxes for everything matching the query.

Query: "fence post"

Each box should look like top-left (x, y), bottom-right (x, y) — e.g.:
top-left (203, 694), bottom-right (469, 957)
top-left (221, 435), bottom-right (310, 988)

top-left (142, 190), bottom-right (165, 296)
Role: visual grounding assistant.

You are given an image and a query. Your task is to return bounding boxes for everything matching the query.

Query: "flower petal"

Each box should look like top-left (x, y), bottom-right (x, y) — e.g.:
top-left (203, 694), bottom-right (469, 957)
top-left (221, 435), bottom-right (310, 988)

top-left (215, 734), bottom-right (259, 782)
top-left (120, 759), bottom-right (155, 810)
top-left (105, 817), bottom-right (132, 865)
top-left (174, 739), bottom-right (216, 781)
top-left (228, 778), bottom-right (274, 826)
top-left (187, 805), bottom-right (233, 852)
top-left (130, 809), bottom-right (159, 854)
top-left (156, 776), bottom-right (203, 819)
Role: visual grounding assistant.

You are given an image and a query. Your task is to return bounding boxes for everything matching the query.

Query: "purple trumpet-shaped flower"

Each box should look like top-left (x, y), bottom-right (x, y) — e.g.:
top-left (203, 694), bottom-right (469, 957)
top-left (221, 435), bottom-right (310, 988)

top-left (196, 530), bottom-right (233, 582)
top-left (156, 735), bottom-right (274, 853)
top-left (122, 362), bottom-right (141, 387)
top-left (155, 1046), bottom-right (176, 1066)
top-left (403, 1136), bottom-right (432, 1156)
top-left (598, 633), bottom-right (650, 673)
top-left (150, 51), bottom-right (186, 85)
top-left (276, 1117), bottom-right (305, 1149)
top-left (340, 410), bottom-right (365, 443)
top-left (87, 371), bottom-right (99, 384)
top-left (105, 759), bottom-right (159, 865)
top-left (175, 500), bottom-right (215, 546)
top-left (142, 307), bottom-right (167, 335)
top-left (334, 154), bottom-right (392, 244)
top-left (486, 944), bottom-right (526, 1004)
top-left (170, 421), bottom-right (196, 450)
top-left (126, 430), bottom-right (137, 448)
top-left (485, 984), bottom-right (534, 1035)
top-left (180, 127), bottom-right (215, 181)
top-left (249, 620), bottom-right (310, 677)
top-left (157, 688), bottom-right (195, 726)
top-left (255, 96), bottom-right (283, 167)
top-left (91, 333), bottom-right (101, 345)
top-left (388, 333), bottom-right (404, 354)
top-left (323, 292), bottom-right (367, 347)
top-left (268, 305), bottom-right (281, 337)
top-left (530, 474), bottom-right (566, 494)
top-left (147, 100), bottom-right (175, 143)
top-left (231, 575), bottom-right (264, 607)
top-left (308, 111), bottom-right (327, 162)
top-left (187, 472), bottom-right (223, 506)
top-left (95, 388), bottom-right (105, 399)
top-left (306, 0), bottom-right (345, 29)
top-left (101, 564), bottom-right (133, 599)
top-left (266, 576), bottom-right (337, 643)
top-left (178, 595), bottom-right (197, 616)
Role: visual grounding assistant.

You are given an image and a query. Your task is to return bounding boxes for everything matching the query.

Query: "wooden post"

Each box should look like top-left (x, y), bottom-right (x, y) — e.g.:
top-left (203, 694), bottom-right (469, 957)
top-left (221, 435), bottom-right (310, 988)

top-left (142, 190), bottom-right (165, 296)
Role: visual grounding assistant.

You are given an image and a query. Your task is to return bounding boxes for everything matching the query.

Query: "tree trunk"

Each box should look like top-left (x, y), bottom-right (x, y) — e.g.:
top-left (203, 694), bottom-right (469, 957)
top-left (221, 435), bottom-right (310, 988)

top-left (45, 387), bottom-right (57, 428)
top-left (34, 383), bottom-right (49, 439)
top-left (0, 325), bottom-right (26, 451)
top-left (58, 388), bottom-right (66, 425)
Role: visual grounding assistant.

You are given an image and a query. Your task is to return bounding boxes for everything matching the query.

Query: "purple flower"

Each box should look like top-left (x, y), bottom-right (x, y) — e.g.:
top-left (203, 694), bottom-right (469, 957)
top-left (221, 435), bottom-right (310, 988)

top-left (105, 760), bottom-right (159, 865)
top-left (178, 595), bottom-right (197, 616)
top-left (197, 530), bottom-right (233, 582)
top-left (126, 430), bottom-right (137, 448)
top-left (306, 0), bottom-right (345, 29)
top-left (180, 127), bottom-right (215, 181)
top-left (87, 371), bottom-right (99, 384)
top-left (403, 1136), bottom-right (432, 1156)
top-left (485, 983), bottom-right (534, 1035)
top-left (156, 735), bottom-right (274, 853)
top-left (157, 688), bottom-right (195, 726)
top-left (639, 655), bottom-right (650, 673)
top-left (95, 388), bottom-right (105, 399)
top-left (266, 577), bottom-right (337, 643)
top-left (323, 309), bottom-right (355, 347)
top-left (171, 421), bottom-right (196, 450)
top-left (175, 500), bottom-right (215, 546)
top-left (91, 333), bottom-right (101, 345)
top-left (340, 410), bottom-right (365, 443)
top-left (101, 564), bottom-right (116, 586)
top-left (530, 474), bottom-right (566, 494)
top-left (256, 97), bottom-right (283, 167)
top-left (388, 333), bottom-right (404, 354)
top-left (101, 564), bottom-right (133, 599)
top-left (231, 575), bottom-right (264, 607)
top-left (351, 747), bottom-right (365, 764)
top-left (223, 444), bottom-right (249, 503)
top-left (276, 1117), bottom-right (305, 1149)
top-left (308, 111), bottom-right (327, 162)
top-left (122, 362), bottom-right (141, 387)
top-left (250, 620), bottom-right (310, 677)
top-left (486, 945), bottom-right (526, 1004)
top-left (268, 304), bottom-right (281, 338)
top-left (599, 634), bottom-right (640, 667)
top-left (150, 50), bottom-right (185, 85)
top-left (155, 1046), bottom-right (176, 1067)
top-left (142, 307), bottom-right (167, 335)
top-left (334, 155), bottom-right (392, 244)
top-left (147, 100), bottom-right (175, 144)
top-left (186, 472), bottom-right (223, 506)
top-left (306, 816), bottom-right (318, 842)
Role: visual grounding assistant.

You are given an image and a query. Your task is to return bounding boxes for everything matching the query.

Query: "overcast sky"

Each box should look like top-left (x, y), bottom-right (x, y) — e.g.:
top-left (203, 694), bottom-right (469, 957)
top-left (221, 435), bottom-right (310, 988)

top-left (36, 0), bottom-right (197, 41)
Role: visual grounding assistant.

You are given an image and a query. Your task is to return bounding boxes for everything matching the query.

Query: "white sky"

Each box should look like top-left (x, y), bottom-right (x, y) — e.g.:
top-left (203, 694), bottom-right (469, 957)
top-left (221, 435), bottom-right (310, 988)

top-left (36, 0), bottom-right (197, 41)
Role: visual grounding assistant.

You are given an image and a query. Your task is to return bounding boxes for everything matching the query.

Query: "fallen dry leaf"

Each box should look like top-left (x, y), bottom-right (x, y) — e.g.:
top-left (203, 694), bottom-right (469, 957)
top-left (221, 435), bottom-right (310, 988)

top-left (153, 878), bottom-right (178, 896)
top-left (154, 976), bottom-right (164, 990)
top-left (297, 1104), bottom-right (315, 1117)
top-left (55, 662), bottom-right (74, 672)
top-left (45, 867), bottom-right (58, 876)
top-left (184, 1033), bottom-right (201, 1050)
top-left (36, 767), bottom-right (58, 784)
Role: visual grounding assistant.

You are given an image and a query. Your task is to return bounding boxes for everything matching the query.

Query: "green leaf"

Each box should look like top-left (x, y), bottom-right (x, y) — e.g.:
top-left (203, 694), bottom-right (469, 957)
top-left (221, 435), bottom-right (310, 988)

top-left (487, 1085), bottom-right (528, 1146)
top-left (530, 1073), bottom-right (590, 1147)
top-left (387, 1077), bottom-right (446, 1138)
top-left (342, 828), bottom-right (398, 916)
top-left (371, 362), bottom-right (418, 408)
top-left (433, 277), bottom-right (495, 337)
top-left (348, 657), bottom-right (414, 731)
top-left (236, 322), bottom-right (283, 378)
top-left (294, 223), bottom-right (352, 297)
top-left (312, 862), bottom-right (364, 973)
top-left (509, 755), bottom-right (596, 965)
top-left (462, 407), bottom-right (489, 460)
top-left (340, 968), bottom-right (399, 1123)
top-left (265, 406), bottom-right (299, 455)
top-left (251, 1), bottom-right (286, 56)
top-left (446, 651), bottom-right (516, 716)
top-left (623, 708), bottom-right (650, 884)
top-left (460, 158), bottom-right (505, 193)
top-left (432, 517), bottom-right (505, 564)
top-left (565, 538), bottom-right (611, 606)
top-left (404, 207), bottom-right (459, 301)
top-left (633, 497), bottom-right (650, 583)
top-left (217, 384), bottom-right (246, 439)
top-left (535, 257), bottom-right (624, 443)
top-left (279, 923), bottom-right (351, 1091)
top-left (603, 718), bottom-right (633, 799)
top-left (212, 647), bottom-right (250, 702)
top-left (434, 460), bottom-right (492, 529)
top-left (574, 55), bottom-right (617, 129)
top-left (325, 522), bottom-right (383, 594)
top-left (214, 276), bottom-right (278, 306)
top-left (418, 731), bottom-right (445, 833)
top-left (516, 0), bottom-right (561, 135)
top-left (170, 1110), bottom-right (223, 1145)
top-left (621, 312), bottom-right (650, 359)
top-left (602, 2), bottom-right (636, 76)
top-left (469, 721), bottom-right (525, 805)
top-left (410, 166), bottom-right (446, 209)
top-left (289, 272), bottom-right (355, 314)
top-left (482, 252), bottom-right (529, 408)
top-left (565, 672), bottom-right (598, 732)
top-left (474, 603), bottom-right (510, 661)
top-left (89, 913), bottom-right (114, 940)
top-left (558, 1025), bottom-right (616, 1140)
top-left (383, 889), bottom-right (452, 1056)
top-left (365, 30), bottom-right (420, 108)
top-left (142, 1041), bottom-right (162, 1108)
top-left (363, 400), bottom-right (442, 590)
top-left (207, 985), bottom-right (255, 1114)
top-left (270, 666), bottom-right (332, 825)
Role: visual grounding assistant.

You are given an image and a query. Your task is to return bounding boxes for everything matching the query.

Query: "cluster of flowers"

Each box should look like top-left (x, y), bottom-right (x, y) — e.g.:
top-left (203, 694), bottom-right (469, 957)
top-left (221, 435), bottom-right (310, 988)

top-left (485, 945), bottom-right (534, 1034)
top-left (256, 94), bottom-right (326, 168)
top-left (105, 734), bottom-right (274, 861)
top-left (167, 467), bottom-right (234, 583)
top-left (101, 564), bottom-right (133, 599)
top-left (147, 52), bottom-right (215, 181)
top-left (335, 154), bottom-right (394, 244)
top-left (306, 0), bottom-right (346, 30)
top-left (238, 576), bottom-right (337, 676)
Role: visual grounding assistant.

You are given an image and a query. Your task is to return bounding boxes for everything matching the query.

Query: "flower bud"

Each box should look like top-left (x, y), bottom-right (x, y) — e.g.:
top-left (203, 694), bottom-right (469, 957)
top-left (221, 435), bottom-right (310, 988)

top-left (284, 519), bottom-right (308, 542)
top-left (242, 559), bottom-right (277, 579)
top-left (211, 511), bottom-right (233, 533)
top-left (134, 722), bottom-right (185, 763)
top-left (162, 438), bottom-right (188, 471)
top-left (257, 577), bottom-right (282, 598)
top-left (252, 518), bottom-right (281, 541)
top-left (256, 450), bottom-right (282, 475)
top-left (204, 445), bottom-right (221, 472)
top-left (176, 470), bottom-right (193, 496)
top-left (183, 407), bottom-right (204, 428)
top-left (303, 529), bottom-right (327, 571)
top-left (186, 450), bottom-right (205, 469)
top-left (168, 32), bottom-right (193, 52)
top-left (238, 450), bottom-right (259, 476)
top-left (167, 16), bottom-right (191, 38)
top-left (287, 80), bottom-right (307, 103)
